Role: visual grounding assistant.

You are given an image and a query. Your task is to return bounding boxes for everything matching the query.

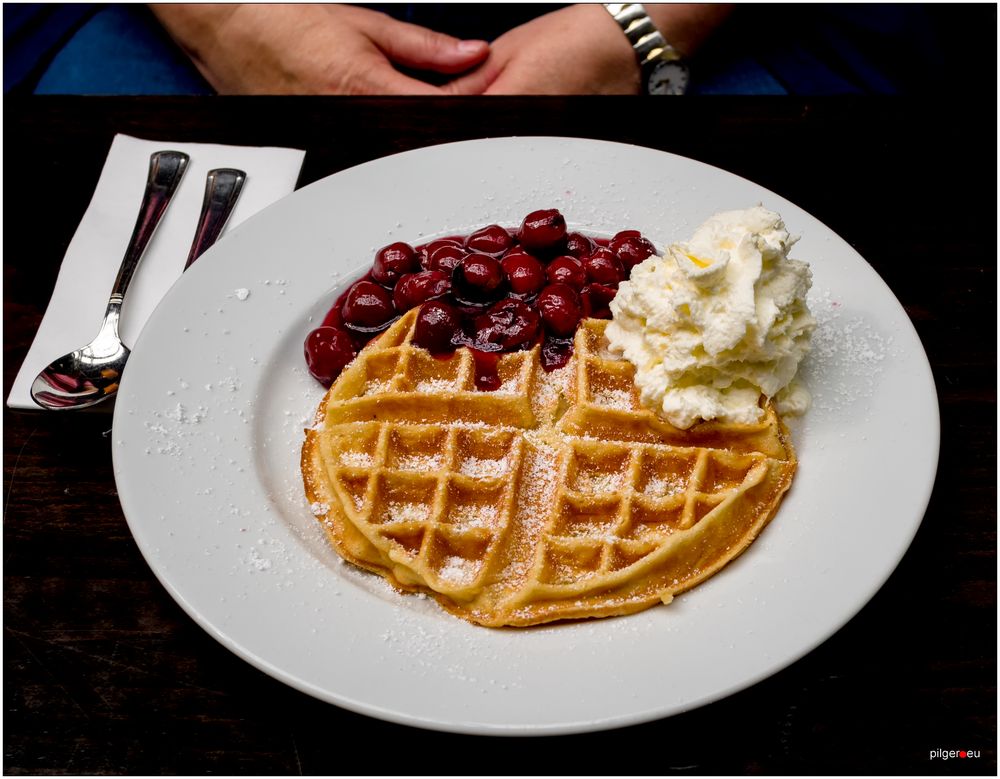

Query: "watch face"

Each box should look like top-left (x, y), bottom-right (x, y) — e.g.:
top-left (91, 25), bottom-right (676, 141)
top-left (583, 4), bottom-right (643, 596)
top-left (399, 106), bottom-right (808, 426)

top-left (648, 61), bottom-right (689, 95)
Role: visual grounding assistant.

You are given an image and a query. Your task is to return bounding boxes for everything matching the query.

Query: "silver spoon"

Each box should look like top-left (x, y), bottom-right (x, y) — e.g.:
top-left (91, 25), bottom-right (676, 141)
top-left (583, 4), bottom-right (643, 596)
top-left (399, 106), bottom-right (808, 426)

top-left (184, 168), bottom-right (246, 270)
top-left (30, 150), bottom-right (189, 410)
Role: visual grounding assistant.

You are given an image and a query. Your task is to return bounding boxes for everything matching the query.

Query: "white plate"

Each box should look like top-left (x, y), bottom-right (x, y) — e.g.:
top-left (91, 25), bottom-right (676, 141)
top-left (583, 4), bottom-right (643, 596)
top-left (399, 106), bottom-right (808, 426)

top-left (112, 137), bottom-right (939, 735)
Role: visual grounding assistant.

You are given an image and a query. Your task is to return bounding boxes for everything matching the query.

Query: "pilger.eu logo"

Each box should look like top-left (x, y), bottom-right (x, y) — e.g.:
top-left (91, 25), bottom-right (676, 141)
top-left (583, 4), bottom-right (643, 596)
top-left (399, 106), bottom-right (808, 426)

top-left (929, 748), bottom-right (980, 760)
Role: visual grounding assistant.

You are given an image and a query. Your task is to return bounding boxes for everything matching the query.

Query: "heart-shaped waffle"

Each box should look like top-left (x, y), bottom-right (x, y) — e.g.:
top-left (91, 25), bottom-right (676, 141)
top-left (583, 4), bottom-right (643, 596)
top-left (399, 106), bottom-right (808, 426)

top-left (302, 310), bottom-right (796, 626)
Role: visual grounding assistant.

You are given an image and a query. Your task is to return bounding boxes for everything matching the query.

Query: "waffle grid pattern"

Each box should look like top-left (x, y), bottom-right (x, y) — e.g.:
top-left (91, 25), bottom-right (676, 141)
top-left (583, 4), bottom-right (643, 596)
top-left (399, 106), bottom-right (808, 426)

top-left (324, 421), bottom-right (526, 597)
top-left (303, 310), bottom-right (796, 626)
top-left (531, 439), bottom-right (767, 588)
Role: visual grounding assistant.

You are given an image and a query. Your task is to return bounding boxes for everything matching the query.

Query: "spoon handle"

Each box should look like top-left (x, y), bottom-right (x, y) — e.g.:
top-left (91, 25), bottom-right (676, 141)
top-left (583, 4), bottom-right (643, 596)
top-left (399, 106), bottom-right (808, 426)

top-left (109, 150), bottom-right (189, 304)
top-left (184, 168), bottom-right (246, 270)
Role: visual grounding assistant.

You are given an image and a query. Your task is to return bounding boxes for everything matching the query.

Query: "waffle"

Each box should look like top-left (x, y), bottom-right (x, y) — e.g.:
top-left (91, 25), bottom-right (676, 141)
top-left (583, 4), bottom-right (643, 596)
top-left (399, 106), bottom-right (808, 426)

top-left (302, 311), bottom-right (797, 627)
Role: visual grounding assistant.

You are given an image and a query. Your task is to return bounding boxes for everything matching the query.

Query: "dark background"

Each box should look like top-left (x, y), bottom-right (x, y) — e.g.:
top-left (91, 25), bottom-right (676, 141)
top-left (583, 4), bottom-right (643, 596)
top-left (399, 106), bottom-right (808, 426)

top-left (4, 96), bottom-right (996, 775)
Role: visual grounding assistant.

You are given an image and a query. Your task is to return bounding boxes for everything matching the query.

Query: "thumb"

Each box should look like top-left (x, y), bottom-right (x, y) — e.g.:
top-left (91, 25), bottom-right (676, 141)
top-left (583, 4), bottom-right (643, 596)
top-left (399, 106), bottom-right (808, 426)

top-left (441, 57), bottom-right (503, 95)
top-left (371, 20), bottom-right (489, 75)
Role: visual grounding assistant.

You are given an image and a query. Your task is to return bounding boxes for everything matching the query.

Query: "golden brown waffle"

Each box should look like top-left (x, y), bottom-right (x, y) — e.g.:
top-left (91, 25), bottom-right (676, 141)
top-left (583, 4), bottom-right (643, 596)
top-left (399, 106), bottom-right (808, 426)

top-left (302, 311), bottom-right (796, 627)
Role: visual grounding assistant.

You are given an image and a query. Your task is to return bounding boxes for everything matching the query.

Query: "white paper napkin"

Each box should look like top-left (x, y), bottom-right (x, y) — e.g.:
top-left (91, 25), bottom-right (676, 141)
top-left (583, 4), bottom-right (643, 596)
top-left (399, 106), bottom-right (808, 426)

top-left (7, 133), bottom-right (306, 410)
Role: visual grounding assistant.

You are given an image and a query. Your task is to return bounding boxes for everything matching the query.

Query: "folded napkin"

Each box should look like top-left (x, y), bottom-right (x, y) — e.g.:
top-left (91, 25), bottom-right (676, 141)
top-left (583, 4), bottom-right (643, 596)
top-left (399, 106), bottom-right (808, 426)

top-left (7, 134), bottom-right (305, 410)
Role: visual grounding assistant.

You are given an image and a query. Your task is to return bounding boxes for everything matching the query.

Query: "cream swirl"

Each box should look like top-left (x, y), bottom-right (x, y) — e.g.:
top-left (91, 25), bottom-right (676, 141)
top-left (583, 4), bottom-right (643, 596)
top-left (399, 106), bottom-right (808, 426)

top-left (606, 206), bottom-right (816, 429)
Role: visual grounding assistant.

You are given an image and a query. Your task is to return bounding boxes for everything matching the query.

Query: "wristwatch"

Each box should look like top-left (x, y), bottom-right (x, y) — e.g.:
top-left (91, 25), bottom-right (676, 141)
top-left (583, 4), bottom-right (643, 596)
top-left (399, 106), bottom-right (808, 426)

top-left (603, 3), bottom-right (689, 95)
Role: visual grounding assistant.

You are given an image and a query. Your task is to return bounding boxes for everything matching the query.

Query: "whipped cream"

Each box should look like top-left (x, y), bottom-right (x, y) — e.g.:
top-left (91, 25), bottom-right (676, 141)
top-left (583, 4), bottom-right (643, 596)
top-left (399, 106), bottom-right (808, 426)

top-left (606, 206), bottom-right (816, 429)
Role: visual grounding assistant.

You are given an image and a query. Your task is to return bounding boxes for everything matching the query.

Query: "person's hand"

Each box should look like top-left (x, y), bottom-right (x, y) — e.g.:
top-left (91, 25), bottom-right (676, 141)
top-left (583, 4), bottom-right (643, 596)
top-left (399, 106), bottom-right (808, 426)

top-left (449, 3), bottom-right (734, 95)
top-left (450, 5), bottom-right (640, 95)
top-left (151, 4), bottom-right (492, 95)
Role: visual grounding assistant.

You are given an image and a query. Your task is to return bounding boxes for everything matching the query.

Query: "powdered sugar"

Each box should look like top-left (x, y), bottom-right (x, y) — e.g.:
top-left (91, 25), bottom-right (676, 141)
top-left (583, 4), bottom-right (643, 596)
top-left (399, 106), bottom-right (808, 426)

top-left (340, 450), bottom-right (373, 468)
top-left (363, 379), bottom-right (391, 396)
top-left (459, 456), bottom-right (509, 479)
top-left (536, 363), bottom-right (572, 413)
top-left (439, 555), bottom-right (477, 583)
top-left (506, 439), bottom-right (560, 578)
top-left (247, 548), bottom-right (272, 571)
top-left (415, 378), bottom-right (458, 393)
top-left (575, 472), bottom-right (624, 494)
top-left (494, 374), bottom-right (523, 395)
top-left (643, 474), bottom-right (686, 497)
top-left (451, 503), bottom-right (498, 528)
top-left (803, 289), bottom-right (898, 419)
top-left (203, 376), bottom-right (241, 393)
top-left (143, 402), bottom-right (210, 456)
top-left (163, 402), bottom-right (207, 424)
top-left (395, 453), bottom-right (444, 472)
top-left (387, 502), bottom-right (430, 523)
top-left (593, 387), bottom-right (634, 410)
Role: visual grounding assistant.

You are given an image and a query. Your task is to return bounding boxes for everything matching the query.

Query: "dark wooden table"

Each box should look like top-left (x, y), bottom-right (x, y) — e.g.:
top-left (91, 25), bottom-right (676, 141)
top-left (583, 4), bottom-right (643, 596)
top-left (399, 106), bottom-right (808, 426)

top-left (4, 97), bottom-right (995, 775)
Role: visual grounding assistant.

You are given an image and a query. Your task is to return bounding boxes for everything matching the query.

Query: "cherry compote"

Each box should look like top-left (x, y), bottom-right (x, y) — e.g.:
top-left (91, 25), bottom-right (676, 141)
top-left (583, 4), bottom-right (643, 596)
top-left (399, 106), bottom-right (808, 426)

top-left (458, 254), bottom-right (503, 293)
top-left (517, 209), bottom-right (567, 255)
top-left (546, 256), bottom-right (587, 290)
top-left (413, 300), bottom-right (461, 353)
top-left (500, 251), bottom-right (546, 296)
top-left (565, 231), bottom-right (596, 259)
top-left (342, 280), bottom-right (396, 329)
top-left (610, 230), bottom-right (656, 270)
top-left (470, 299), bottom-right (540, 352)
top-left (465, 224), bottom-right (514, 256)
top-left (423, 243), bottom-right (466, 274)
top-left (393, 270), bottom-right (451, 311)
top-left (582, 282), bottom-right (618, 320)
top-left (304, 326), bottom-right (357, 386)
top-left (583, 248), bottom-right (625, 285)
top-left (304, 209), bottom-right (656, 387)
top-left (537, 283), bottom-right (582, 337)
top-left (371, 242), bottom-right (418, 286)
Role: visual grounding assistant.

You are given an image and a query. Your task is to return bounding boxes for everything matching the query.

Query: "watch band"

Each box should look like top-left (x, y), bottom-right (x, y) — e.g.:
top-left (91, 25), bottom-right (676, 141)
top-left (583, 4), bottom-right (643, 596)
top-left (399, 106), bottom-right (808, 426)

top-left (603, 3), bottom-right (684, 69)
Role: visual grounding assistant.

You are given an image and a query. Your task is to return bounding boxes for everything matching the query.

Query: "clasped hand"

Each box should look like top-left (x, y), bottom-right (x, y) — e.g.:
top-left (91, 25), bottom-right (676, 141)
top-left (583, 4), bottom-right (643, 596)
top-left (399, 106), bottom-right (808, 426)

top-left (152, 4), bottom-right (641, 95)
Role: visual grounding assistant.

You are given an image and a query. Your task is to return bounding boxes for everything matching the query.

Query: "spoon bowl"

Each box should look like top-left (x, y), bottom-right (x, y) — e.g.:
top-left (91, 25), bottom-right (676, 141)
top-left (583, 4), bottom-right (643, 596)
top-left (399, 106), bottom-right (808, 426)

top-left (30, 150), bottom-right (189, 411)
top-left (30, 311), bottom-right (130, 409)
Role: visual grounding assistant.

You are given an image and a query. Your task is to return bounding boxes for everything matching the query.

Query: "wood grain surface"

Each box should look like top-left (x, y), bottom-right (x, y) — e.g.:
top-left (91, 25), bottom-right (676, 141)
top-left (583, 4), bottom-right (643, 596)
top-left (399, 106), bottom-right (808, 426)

top-left (3, 96), bottom-right (995, 775)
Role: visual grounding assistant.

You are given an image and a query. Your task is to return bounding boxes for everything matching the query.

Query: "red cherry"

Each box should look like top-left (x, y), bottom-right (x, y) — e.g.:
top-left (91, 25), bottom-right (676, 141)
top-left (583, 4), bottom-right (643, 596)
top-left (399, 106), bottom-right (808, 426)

top-left (392, 270), bottom-right (451, 311)
top-left (546, 255), bottom-right (587, 289)
top-left (500, 251), bottom-right (546, 296)
top-left (541, 336), bottom-right (574, 371)
top-left (517, 209), bottom-right (567, 254)
top-left (304, 326), bottom-right (357, 387)
top-left (425, 243), bottom-right (467, 274)
top-left (465, 224), bottom-right (514, 256)
top-left (581, 282), bottom-right (618, 319)
top-left (537, 283), bottom-right (582, 337)
top-left (459, 253), bottom-right (503, 292)
top-left (471, 349), bottom-right (502, 391)
top-left (583, 250), bottom-right (625, 285)
top-left (610, 230), bottom-right (655, 270)
top-left (565, 232), bottom-right (596, 259)
top-left (413, 300), bottom-right (461, 353)
top-left (473, 298), bottom-right (541, 351)
top-left (342, 280), bottom-right (395, 327)
top-left (321, 303), bottom-right (343, 329)
top-left (371, 242), bottom-right (417, 286)
top-left (418, 238), bottom-right (463, 270)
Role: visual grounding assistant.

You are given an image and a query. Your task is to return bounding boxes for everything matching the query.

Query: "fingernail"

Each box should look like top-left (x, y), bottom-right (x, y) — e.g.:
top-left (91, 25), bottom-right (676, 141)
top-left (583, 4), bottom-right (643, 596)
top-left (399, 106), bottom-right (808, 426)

top-left (457, 40), bottom-right (487, 54)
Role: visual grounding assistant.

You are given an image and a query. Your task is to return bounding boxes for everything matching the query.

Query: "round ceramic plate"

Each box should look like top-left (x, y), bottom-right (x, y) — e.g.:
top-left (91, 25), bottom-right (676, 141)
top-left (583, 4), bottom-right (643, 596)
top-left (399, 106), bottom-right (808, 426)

top-left (112, 137), bottom-right (939, 735)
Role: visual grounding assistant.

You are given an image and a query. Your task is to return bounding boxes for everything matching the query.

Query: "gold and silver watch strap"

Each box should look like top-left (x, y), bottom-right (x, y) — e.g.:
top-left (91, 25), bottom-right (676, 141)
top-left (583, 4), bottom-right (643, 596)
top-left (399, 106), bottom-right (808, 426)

top-left (603, 3), bottom-right (684, 68)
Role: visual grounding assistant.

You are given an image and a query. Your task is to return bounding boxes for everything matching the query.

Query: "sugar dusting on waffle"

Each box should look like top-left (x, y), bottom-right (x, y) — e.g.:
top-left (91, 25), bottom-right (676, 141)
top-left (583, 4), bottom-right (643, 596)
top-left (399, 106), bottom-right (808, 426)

top-left (301, 310), bottom-right (797, 627)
